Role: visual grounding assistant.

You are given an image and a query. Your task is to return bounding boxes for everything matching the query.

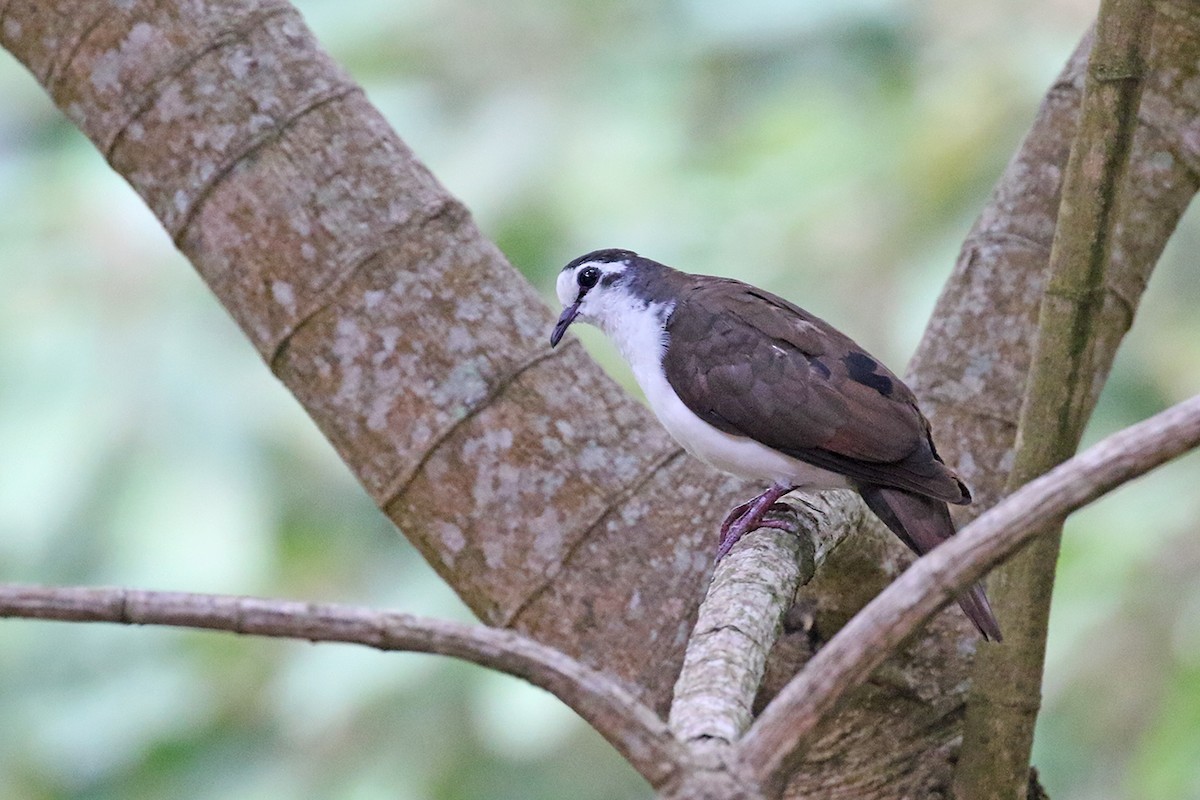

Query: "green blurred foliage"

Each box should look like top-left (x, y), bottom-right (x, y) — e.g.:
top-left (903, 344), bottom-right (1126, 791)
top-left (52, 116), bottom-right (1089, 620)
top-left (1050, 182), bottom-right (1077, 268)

top-left (1, 1), bottom-right (1198, 798)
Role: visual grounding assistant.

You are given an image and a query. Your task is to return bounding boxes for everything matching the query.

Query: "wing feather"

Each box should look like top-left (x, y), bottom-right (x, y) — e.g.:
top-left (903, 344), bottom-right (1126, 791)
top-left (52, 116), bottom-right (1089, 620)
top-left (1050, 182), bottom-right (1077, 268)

top-left (662, 278), bottom-right (968, 503)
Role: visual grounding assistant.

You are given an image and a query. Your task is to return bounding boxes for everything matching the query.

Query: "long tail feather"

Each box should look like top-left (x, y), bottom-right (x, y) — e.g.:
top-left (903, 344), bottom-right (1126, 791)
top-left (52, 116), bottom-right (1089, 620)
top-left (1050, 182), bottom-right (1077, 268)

top-left (857, 483), bottom-right (1002, 641)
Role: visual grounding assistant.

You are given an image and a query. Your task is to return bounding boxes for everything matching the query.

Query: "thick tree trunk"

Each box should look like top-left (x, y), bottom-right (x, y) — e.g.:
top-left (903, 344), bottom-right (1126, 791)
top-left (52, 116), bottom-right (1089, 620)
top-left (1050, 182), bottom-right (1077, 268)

top-left (3, 1), bottom-right (1198, 797)
top-left (0, 0), bottom-right (744, 707)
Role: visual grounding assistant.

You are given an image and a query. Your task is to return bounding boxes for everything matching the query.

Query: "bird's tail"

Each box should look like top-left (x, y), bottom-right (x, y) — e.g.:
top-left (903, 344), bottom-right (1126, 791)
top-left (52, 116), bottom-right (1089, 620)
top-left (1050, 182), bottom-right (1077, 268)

top-left (857, 483), bottom-right (1002, 642)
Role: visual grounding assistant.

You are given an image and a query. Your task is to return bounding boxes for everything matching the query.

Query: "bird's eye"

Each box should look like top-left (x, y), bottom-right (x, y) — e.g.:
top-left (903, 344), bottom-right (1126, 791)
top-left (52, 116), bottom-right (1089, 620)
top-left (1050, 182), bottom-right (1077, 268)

top-left (578, 266), bottom-right (601, 289)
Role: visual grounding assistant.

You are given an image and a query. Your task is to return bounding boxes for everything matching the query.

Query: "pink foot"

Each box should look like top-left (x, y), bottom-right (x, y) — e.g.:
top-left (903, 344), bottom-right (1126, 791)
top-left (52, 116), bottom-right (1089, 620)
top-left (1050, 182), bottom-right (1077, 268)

top-left (715, 484), bottom-right (797, 560)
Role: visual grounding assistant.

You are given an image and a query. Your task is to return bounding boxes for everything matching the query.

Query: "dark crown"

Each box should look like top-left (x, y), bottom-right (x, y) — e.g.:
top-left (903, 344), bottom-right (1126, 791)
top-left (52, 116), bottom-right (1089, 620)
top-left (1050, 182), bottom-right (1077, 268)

top-left (563, 248), bottom-right (638, 271)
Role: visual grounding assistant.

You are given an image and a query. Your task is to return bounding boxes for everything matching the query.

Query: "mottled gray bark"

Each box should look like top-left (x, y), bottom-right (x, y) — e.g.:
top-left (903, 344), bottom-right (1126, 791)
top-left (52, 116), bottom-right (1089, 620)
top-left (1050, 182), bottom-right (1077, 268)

top-left (909, 2), bottom-right (1200, 510)
top-left (0, 0), bottom-right (731, 705)
top-left (3, 0), bottom-right (1199, 797)
top-left (668, 493), bottom-right (857, 746)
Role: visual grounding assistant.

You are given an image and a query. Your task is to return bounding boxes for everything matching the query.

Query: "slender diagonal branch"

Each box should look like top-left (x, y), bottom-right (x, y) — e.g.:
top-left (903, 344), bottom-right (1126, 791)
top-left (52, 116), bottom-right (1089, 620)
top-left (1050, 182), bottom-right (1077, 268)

top-left (957, 1), bottom-right (1156, 794)
top-left (736, 393), bottom-right (1200, 796)
top-left (667, 492), bottom-right (861, 747)
top-left (668, 519), bottom-right (809, 748)
top-left (0, 585), bottom-right (688, 789)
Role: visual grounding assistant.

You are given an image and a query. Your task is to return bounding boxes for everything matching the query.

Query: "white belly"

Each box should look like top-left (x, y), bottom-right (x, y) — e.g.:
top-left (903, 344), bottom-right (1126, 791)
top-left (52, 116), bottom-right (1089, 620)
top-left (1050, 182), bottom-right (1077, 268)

top-left (640, 363), bottom-right (848, 489)
top-left (594, 294), bottom-right (847, 489)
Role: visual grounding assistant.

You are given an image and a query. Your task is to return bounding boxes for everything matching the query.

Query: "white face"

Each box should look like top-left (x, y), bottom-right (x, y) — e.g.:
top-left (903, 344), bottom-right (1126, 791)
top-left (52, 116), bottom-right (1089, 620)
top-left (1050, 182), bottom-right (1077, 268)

top-left (550, 256), bottom-right (633, 346)
top-left (555, 258), bottom-right (629, 317)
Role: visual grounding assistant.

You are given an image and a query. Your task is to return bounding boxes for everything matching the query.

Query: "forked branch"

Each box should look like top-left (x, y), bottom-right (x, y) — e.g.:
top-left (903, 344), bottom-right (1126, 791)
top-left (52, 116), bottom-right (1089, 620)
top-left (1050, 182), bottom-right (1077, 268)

top-left (737, 393), bottom-right (1200, 795)
top-left (5, 395), bottom-right (1199, 799)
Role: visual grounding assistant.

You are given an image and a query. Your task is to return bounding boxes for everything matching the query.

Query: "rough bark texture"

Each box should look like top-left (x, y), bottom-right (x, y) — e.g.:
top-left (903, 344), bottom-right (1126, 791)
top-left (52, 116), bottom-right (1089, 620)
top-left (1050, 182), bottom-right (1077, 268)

top-left (0, 0), bottom-right (736, 706)
top-left (668, 494), bottom-right (851, 747)
top-left (669, 513), bottom-right (811, 747)
top-left (3, 0), bottom-right (1199, 797)
top-left (909, 2), bottom-right (1200, 510)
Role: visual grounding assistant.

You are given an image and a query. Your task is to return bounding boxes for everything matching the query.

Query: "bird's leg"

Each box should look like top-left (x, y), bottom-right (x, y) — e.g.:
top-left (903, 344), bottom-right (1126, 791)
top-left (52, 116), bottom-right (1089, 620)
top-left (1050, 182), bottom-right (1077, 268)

top-left (716, 483), bottom-right (797, 560)
top-left (718, 498), bottom-right (756, 534)
top-left (718, 499), bottom-right (794, 538)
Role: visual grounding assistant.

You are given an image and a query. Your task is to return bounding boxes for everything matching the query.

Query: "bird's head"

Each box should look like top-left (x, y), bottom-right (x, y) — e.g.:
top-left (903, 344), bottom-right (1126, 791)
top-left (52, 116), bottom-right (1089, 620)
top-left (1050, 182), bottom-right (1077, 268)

top-left (550, 248), bottom-right (641, 347)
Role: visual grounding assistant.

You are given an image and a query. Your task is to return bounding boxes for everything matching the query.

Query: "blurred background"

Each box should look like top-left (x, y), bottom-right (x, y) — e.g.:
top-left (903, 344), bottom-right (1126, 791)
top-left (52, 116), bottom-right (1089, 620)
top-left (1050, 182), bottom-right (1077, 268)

top-left (2, 0), bottom-right (1198, 798)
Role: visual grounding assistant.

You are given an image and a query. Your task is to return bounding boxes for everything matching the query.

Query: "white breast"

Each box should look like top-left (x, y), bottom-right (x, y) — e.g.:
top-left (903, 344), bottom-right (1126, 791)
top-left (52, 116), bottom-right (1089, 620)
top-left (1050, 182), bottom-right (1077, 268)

top-left (598, 297), bottom-right (847, 490)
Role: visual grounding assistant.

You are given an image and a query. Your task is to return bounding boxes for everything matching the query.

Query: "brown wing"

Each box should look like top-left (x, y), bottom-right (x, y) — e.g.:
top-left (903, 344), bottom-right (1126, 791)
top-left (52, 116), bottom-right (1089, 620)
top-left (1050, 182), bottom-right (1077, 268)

top-left (662, 278), bottom-right (969, 503)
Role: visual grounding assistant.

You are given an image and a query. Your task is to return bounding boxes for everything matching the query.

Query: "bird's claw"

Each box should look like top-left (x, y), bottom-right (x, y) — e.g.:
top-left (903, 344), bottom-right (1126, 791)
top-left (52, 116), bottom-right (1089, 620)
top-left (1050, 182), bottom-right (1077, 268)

top-left (715, 489), bottom-right (796, 560)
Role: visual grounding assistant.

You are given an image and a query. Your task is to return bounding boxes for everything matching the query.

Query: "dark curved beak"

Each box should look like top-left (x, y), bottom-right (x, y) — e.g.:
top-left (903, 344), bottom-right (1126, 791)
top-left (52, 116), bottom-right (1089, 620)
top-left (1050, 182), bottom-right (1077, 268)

top-left (550, 302), bottom-right (580, 347)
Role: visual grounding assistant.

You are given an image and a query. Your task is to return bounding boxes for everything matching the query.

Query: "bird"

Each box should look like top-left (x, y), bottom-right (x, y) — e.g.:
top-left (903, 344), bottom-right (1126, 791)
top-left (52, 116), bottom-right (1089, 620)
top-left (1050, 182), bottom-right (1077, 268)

top-left (548, 248), bottom-right (1001, 641)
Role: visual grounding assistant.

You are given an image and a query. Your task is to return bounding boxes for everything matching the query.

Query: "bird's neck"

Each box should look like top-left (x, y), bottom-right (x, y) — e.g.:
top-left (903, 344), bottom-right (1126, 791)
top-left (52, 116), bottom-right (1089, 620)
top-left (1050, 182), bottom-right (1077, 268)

top-left (596, 296), bottom-right (675, 387)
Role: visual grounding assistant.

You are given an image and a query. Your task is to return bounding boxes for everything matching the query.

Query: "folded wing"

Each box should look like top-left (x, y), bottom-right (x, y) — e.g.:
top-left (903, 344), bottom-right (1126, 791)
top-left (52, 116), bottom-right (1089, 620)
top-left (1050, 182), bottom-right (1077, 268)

top-left (662, 279), bottom-right (969, 504)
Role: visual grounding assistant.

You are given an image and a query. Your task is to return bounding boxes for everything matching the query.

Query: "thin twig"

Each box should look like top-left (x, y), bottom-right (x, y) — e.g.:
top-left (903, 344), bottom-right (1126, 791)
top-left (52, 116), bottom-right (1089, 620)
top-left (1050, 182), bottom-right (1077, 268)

top-left (737, 394), bottom-right (1200, 795)
top-left (0, 585), bottom-right (689, 789)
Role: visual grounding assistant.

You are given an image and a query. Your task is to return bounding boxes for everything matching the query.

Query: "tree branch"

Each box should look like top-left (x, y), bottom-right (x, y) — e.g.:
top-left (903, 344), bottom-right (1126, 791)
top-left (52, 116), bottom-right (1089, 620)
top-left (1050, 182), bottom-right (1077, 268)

top-left (957, 1), bottom-right (1156, 795)
top-left (6, 1), bottom-right (1200, 795)
top-left (0, 584), bottom-right (688, 789)
top-left (667, 492), bottom-right (861, 746)
top-left (737, 393), bottom-right (1200, 796)
top-left (4, 389), bottom-right (1199, 800)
